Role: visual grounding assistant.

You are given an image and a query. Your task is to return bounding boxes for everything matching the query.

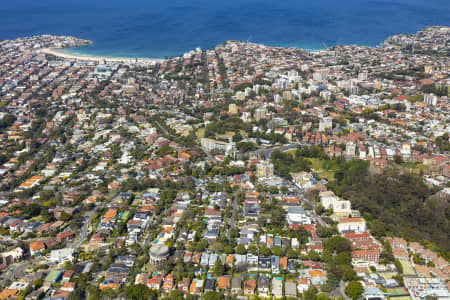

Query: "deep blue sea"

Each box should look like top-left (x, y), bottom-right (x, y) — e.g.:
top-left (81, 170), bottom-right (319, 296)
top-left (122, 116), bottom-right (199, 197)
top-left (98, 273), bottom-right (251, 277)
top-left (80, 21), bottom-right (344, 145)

top-left (1, 0), bottom-right (449, 58)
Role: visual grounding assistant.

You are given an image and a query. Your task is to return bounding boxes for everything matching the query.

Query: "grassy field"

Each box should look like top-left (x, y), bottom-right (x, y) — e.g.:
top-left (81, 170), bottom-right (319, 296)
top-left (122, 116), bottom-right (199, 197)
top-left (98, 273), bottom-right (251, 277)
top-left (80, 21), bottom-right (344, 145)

top-left (195, 128), bottom-right (205, 141)
top-left (196, 128), bottom-right (245, 143)
top-left (393, 297), bottom-right (412, 300)
top-left (400, 259), bottom-right (416, 275)
top-left (286, 149), bottom-right (296, 156)
top-left (401, 162), bottom-right (430, 175)
top-left (286, 150), bottom-right (335, 181)
top-left (131, 198), bottom-right (140, 206)
top-left (307, 158), bottom-right (335, 181)
top-left (379, 272), bottom-right (398, 280)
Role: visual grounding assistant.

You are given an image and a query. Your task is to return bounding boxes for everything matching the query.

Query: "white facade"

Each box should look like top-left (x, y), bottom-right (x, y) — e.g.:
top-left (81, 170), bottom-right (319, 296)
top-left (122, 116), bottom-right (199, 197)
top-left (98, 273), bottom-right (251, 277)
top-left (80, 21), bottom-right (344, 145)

top-left (338, 218), bottom-right (367, 233)
top-left (319, 117), bottom-right (332, 132)
top-left (424, 93), bottom-right (437, 106)
top-left (287, 206), bottom-right (311, 225)
top-left (200, 138), bottom-right (234, 154)
top-left (49, 248), bottom-right (74, 264)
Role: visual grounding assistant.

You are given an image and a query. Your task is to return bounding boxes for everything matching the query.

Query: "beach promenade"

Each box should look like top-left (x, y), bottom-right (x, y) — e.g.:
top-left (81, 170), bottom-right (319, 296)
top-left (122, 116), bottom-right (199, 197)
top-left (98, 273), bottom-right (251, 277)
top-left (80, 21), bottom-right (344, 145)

top-left (41, 48), bottom-right (164, 64)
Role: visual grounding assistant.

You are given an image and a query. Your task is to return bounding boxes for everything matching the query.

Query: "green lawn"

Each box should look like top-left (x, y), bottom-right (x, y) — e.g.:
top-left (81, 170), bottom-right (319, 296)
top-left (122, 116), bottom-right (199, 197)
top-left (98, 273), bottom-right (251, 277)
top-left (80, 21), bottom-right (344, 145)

top-left (307, 158), bottom-right (335, 181)
top-left (131, 198), bottom-right (140, 206)
top-left (400, 259), bottom-right (416, 275)
top-left (393, 297), bottom-right (412, 300)
top-left (401, 162), bottom-right (430, 175)
top-left (285, 150), bottom-right (335, 181)
top-left (379, 272), bottom-right (398, 280)
top-left (195, 128), bottom-right (205, 141)
top-left (197, 128), bottom-right (246, 143)
top-left (286, 149), bottom-right (296, 156)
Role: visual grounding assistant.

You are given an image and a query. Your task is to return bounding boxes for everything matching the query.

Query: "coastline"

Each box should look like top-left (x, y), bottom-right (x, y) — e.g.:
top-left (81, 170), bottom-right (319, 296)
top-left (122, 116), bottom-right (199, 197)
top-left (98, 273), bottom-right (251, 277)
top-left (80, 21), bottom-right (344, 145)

top-left (41, 47), bottom-right (165, 64)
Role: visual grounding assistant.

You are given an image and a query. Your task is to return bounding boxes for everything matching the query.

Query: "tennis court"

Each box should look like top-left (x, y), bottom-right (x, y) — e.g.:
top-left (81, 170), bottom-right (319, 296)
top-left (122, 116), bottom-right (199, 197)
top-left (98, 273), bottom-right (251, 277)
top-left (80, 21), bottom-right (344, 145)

top-left (387, 287), bottom-right (409, 297)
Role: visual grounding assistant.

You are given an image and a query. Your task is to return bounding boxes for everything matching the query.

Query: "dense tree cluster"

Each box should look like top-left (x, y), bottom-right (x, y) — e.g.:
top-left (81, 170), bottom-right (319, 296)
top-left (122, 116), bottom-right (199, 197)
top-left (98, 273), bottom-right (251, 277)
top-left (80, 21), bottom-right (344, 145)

top-left (435, 133), bottom-right (450, 152)
top-left (330, 166), bottom-right (449, 256)
top-left (321, 236), bottom-right (355, 291)
top-left (271, 149), bottom-right (311, 179)
top-left (0, 114), bottom-right (16, 132)
top-left (204, 117), bottom-right (251, 138)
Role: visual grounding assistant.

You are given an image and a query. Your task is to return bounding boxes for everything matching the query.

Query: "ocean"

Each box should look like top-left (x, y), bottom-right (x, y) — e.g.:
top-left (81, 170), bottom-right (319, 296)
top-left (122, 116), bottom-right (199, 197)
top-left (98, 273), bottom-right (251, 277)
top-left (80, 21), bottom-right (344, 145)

top-left (1, 0), bottom-right (449, 58)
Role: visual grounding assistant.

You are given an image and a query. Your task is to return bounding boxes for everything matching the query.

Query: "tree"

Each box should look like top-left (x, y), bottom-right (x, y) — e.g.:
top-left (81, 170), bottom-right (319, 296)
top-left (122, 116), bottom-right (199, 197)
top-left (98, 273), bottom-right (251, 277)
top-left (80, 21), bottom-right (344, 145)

top-left (248, 244), bottom-right (258, 255)
top-left (34, 278), bottom-right (43, 289)
top-left (0, 114), bottom-right (16, 130)
top-left (345, 281), bottom-right (364, 300)
top-left (211, 242), bottom-right (224, 253)
top-left (88, 286), bottom-right (99, 300)
top-left (330, 167), bottom-right (449, 254)
top-left (214, 258), bottom-right (225, 276)
top-left (315, 204), bottom-right (325, 215)
top-left (22, 203), bottom-right (41, 218)
top-left (369, 220), bottom-right (387, 239)
top-left (235, 244), bottom-right (247, 255)
top-left (317, 293), bottom-right (330, 300)
top-left (393, 154), bottom-right (403, 164)
top-left (308, 250), bottom-right (320, 261)
top-left (340, 264), bottom-right (356, 281)
top-left (126, 284), bottom-right (157, 300)
top-left (272, 246), bottom-right (284, 257)
top-left (324, 236), bottom-right (352, 254)
top-left (259, 246), bottom-right (272, 256)
top-left (204, 291), bottom-right (224, 300)
top-left (271, 149), bottom-right (311, 179)
top-left (233, 131), bottom-right (243, 142)
top-left (303, 286), bottom-right (318, 300)
top-left (287, 248), bottom-right (298, 259)
top-left (237, 142), bottom-right (258, 152)
top-left (335, 252), bottom-right (352, 265)
top-left (100, 288), bottom-right (116, 300)
top-left (321, 249), bottom-right (332, 264)
top-left (229, 228), bottom-right (239, 238)
top-left (195, 239), bottom-right (208, 252)
top-left (169, 290), bottom-right (184, 300)
top-left (224, 245), bottom-right (234, 254)
top-left (59, 211), bottom-right (72, 222)
top-left (269, 186), bottom-right (279, 194)
top-left (393, 274), bottom-right (404, 287)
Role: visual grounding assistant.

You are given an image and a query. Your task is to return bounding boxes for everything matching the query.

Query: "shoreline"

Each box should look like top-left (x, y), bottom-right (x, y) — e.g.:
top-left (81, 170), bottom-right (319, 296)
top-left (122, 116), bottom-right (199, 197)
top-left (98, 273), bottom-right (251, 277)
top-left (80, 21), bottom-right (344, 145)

top-left (41, 47), bottom-right (165, 64)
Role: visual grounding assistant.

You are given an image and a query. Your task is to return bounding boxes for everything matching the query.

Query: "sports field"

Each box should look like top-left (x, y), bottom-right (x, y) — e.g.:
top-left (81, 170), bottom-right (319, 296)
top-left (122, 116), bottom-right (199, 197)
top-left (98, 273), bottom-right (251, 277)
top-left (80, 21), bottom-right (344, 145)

top-left (393, 297), bottom-right (412, 300)
top-left (380, 272), bottom-right (397, 280)
top-left (387, 287), bottom-right (409, 297)
top-left (400, 259), bottom-right (416, 275)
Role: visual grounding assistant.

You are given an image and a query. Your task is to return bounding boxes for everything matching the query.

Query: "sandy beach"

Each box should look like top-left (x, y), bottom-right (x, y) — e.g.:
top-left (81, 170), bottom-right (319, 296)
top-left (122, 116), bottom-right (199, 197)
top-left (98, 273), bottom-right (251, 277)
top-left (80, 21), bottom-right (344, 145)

top-left (41, 48), bottom-right (165, 64)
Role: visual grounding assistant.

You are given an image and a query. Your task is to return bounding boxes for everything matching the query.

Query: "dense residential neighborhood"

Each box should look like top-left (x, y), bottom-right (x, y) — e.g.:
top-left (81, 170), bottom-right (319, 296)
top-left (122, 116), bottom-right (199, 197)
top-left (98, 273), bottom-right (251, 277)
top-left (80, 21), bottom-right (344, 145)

top-left (0, 27), bottom-right (448, 300)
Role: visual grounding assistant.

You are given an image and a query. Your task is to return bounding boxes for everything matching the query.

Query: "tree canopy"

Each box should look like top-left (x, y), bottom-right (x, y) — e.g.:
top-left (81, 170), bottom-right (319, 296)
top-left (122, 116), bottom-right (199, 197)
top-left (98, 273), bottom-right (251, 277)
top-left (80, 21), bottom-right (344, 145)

top-left (345, 281), bottom-right (364, 300)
